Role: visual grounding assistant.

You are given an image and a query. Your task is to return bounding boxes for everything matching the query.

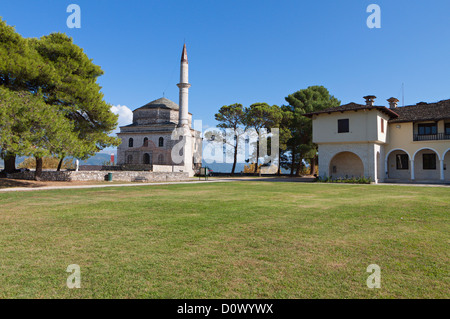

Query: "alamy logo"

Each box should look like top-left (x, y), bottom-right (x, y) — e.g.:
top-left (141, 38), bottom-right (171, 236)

top-left (366, 264), bottom-right (381, 288)
top-left (66, 4), bottom-right (81, 29)
top-left (66, 264), bottom-right (81, 289)
top-left (367, 4), bottom-right (381, 29)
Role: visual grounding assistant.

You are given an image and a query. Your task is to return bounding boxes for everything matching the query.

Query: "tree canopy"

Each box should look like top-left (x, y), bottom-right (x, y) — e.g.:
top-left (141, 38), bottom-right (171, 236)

top-left (214, 103), bottom-right (246, 175)
top-left (283, 85), bottom-right (340, 175)
top-left (243, 103), bottom-right (283, 173)
top-left (0, 18), bottom-right (119, 177)
top-left (210, 87), bottom-right (340, 176)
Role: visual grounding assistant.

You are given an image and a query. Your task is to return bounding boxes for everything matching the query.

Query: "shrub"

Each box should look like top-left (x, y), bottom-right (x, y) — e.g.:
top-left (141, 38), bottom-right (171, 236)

top-left (243, 162), bottom-right (262, 173)
top-left (315, 175), bottom-right (372, 184)
top-left (18, 156), bottom-right (75, 170)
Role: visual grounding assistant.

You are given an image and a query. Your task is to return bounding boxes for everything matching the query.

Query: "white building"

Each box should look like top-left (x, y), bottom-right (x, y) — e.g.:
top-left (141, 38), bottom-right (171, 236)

top-left (305, 96), bottom-right (450, 183)
top-left (117, 45), bottom-right (202, 177)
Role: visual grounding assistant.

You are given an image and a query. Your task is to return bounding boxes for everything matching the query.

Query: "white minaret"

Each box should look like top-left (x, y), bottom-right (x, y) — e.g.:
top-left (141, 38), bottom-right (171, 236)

top-left (177, 44), bottom-right (191, 128)
top-left (175, 44), bottom-right (194, 176)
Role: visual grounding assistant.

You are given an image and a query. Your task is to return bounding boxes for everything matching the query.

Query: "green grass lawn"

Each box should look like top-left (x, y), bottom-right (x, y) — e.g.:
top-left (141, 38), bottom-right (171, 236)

top-left (0, 182), bottom-right (448, 298)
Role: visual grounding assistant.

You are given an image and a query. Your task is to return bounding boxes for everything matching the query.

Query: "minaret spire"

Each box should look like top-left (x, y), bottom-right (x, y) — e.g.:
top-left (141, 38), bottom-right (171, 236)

top-left (181, 43), bottom-right (188, 63)
top-left (177, 43), bottom-right (191, 128)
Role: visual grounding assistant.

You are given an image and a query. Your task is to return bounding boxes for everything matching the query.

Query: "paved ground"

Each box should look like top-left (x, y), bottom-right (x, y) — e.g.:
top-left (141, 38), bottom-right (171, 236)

top-left (0, 176), bottom-right (448, 192)
top-left (0, 176), bottom-right (315, 192)
top-left (215, 176), bottom-right (316, 183)
top-left (0, 177), bottom-right (313, 193)
top-left (0, 179), bottom-right (232, 192)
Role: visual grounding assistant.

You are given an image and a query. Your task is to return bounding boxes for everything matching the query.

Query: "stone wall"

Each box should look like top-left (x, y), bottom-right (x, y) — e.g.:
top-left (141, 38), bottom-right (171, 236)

top-left (6, 171), bottom-right (189, 182)
top-left (6, 171), bottom-right (71, 181)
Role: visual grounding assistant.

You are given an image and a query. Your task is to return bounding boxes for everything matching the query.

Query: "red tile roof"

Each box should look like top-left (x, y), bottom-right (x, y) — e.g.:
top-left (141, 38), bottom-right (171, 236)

top-left (304, 99), bottom-right (450, 123)
top-left (303, 102), bottom-right (399, 118)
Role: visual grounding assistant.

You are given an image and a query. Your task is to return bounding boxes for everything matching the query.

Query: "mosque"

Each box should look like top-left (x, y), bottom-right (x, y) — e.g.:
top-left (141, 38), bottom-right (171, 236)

top-left (116, 44), bottom-right (202, 177)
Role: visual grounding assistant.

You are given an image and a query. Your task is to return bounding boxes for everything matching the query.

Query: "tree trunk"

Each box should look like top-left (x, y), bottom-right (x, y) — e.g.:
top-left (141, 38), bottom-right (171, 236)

top-left (57, 157), bottom-right (64, 172)
top-left (253, 139), bottom-right (259, 175)
top-left (290, 149), bottom-right (295, 176)
top-left (4, 152), bottom-right (16, 174)
top-left (310, 155), bottom-right (317, 176)
top-left (231, 140), bottom-right (238, 176)
top-left (277, 148), bottom-right (282, 176)
top-left (35, 157), bottom-right (43, 181)
top-left (295, 159), bottom-right (303, 177)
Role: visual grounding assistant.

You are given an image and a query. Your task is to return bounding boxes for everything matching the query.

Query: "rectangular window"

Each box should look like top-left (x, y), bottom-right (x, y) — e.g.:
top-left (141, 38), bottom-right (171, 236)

top-left (338, 119), bottom-right (349, 133)
top-left (396, 154), bottom-right (409, 170)
top-left (381, 118), bottom-right (384, 133)
top-left (418, 123), bottom-right (437, 135)
top-left (423, 153), bottom-right (436, 170)
top-left (445, 123), bottom-right (450, 135)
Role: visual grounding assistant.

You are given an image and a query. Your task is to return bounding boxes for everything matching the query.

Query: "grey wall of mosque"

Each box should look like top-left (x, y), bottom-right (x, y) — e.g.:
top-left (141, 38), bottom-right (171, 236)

top-left (116, 97), bottom-right (202, 168)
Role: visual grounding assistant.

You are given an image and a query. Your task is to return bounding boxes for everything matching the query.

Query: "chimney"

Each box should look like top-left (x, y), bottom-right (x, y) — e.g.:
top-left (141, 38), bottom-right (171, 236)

top-left (387, 97), bottom-right (399, 109)
top-left (363, 95), bottom-right (376, 106)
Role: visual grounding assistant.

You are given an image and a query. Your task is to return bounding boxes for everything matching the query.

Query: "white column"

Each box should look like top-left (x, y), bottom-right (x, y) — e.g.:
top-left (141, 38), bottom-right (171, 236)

top-left (410, 160), bottom-right (415, 180)
top-left (440, 160), bottom-right (445, 181)
top-left (373, 148), bottom-right (378, 183)
top-left (385, 157), bottom-right (389, 179)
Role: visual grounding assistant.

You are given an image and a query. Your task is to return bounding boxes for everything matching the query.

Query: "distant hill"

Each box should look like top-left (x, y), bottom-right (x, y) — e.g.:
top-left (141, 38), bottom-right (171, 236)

top-left (79, 153), bottom-right (115, 165)
top-left (2, 153), bottom-right (290, 173)
top-left (202, 161), bottom-right (290, 174)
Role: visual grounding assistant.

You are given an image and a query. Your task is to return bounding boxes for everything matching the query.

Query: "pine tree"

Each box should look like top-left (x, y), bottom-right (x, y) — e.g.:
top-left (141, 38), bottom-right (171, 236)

top-left (243, 103), bottom-right (283, 174)
top-left (0, 18), bottom-right (120, 178)
top-left (0, 88), bottom-right (76, 179)
top-left (214, 103), bottom-right (246, 175)
top-left (284, 86), bottom-right (340, 176)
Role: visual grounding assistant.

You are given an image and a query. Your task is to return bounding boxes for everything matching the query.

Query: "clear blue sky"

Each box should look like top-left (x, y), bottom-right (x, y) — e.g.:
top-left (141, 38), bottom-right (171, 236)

top-left (2, 0), bottom-right (450, 131)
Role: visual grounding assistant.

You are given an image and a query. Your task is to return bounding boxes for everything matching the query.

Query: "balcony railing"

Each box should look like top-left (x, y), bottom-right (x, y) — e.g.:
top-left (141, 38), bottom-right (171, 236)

top-left (413, 133), bottom-right (450, 141)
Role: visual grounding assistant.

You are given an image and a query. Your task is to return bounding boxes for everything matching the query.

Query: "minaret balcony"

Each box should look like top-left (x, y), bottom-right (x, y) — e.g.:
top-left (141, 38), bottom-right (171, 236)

top-left (177, 83), bottom-right (191, 89)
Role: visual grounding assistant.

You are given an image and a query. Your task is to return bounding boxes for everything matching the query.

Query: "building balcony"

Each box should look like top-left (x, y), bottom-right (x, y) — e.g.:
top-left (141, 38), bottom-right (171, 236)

top-left (413, 133), bottom-right (450, 141)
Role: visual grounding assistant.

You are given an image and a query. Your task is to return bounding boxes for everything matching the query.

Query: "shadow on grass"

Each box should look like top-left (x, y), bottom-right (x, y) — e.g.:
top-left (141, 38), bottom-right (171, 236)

top-left (0, 178), bottom-right (44, 189)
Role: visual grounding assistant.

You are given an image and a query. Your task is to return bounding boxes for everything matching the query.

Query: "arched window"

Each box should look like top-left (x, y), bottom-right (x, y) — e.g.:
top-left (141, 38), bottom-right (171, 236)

top-left (143, 153), bottom-right (152, 165)
top-left (127, 155), bottom-right (133, 164)
top-left (159, 137), bottom-right (164, 147)
top-left (158, 154), bottom-right (164, 164)
top-left (128, 138), bottom-right (134, 148)
top-left (143, 137), bottom-right (149, 147)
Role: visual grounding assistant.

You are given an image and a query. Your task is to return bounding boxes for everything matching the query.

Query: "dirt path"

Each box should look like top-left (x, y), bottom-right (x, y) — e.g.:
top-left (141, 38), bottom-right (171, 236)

top-left (0, 178), bottom-right (230, 192)
top-left (0, 178), bottom-right (127, 189)
top-left (1, 176), bottom-right (447, 193)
